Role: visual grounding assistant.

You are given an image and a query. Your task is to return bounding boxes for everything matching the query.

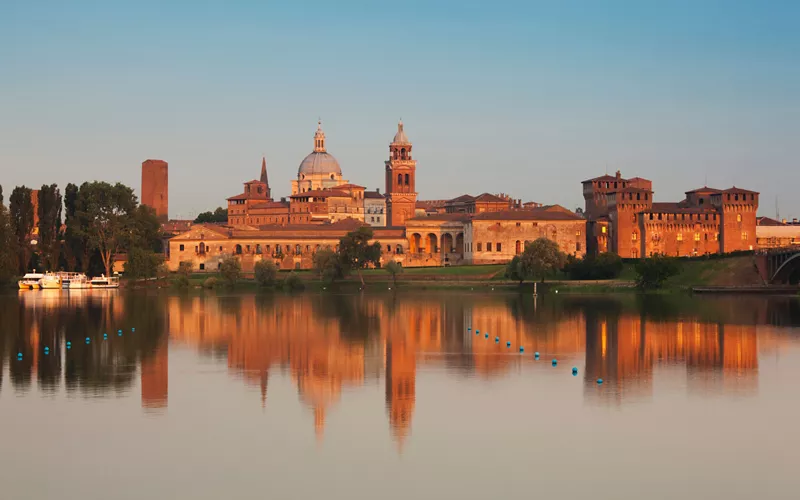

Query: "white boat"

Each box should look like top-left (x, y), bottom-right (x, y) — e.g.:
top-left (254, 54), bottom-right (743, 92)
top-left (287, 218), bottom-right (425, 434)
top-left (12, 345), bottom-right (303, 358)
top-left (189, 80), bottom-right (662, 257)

top-left (18, 272), bottom-right (44, 290)
top-left (39, 273), bottom-right (62, 289)
top-left (89, 275), bottom-right (120, 289)
top-left (69, 274), bottom-right (92, 289)
top-left (59, 272), bottom-right (84, 289)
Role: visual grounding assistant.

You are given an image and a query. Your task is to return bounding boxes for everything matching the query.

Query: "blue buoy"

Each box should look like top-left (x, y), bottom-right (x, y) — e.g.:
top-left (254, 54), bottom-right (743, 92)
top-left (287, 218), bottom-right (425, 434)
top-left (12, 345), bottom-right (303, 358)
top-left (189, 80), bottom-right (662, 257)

top-left (118, 332), bottom-right (122, 336)
top-left (572, 367), bottom-right (578, 374)
top-left (506, 341), bottom-right (511, 347)
top-left (597, 378), bottom-right (604, 384)
top-left (131, 328), bottom-right (135, 332)
top-left (552, 359), bottom-right (557, 366)
top-left (534, 351), bottom-right (540, 357)
top-left (118, 329), bottom-right (122, 334)
top-left (519, 346), bottom-right (524, 353)
top-left (103, 333), bottom-right (108, 340)
top-left (467, 328), bottom-right (471, 331)
top-left (17, 352), bottom-right (23, 359)
top-left (476, 330), bottom-right (480, 334)
top-left (476, 331), bottom-right (479, 335)
top-left (484, 333), bottom-right (488, 338)
top-left (495, 337), bottom-right (499, 342)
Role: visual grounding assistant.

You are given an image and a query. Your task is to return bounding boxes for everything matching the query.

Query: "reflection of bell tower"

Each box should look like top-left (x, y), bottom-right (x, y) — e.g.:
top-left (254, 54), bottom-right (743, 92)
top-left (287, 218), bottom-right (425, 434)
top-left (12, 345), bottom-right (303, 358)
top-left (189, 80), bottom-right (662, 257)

top-left (141, 340), bottom-right (168, 410)
top-left (385, 120), bottom-right (417, 227)
top-left (385, 339), bottom-right (416, 450)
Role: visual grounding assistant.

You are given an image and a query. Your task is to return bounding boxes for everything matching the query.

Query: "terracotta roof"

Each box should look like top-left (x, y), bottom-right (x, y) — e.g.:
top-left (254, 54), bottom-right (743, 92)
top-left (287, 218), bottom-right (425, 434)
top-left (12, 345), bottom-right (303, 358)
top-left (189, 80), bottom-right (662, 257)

top-left (364, 191), bottom-right (385, 199)
top-left (757, 217), bottom-right (784, 226)
top-left (290, 189), bottom-right (349, 198)
top-left (227, 193), bottom-right (250, 201)
top-left (416, 199), bottom-right (448, 208)
top-left (719, 187), bottom-right (759, 195)
top-left (447, 194), bottom-right (475, 203)
top-left (685, 186), bottom-right (721, 194)
top-left (162, 219), bottom-right (193, 232)
top-left (471, 208), bottom-right (582, 221)
top-left (244, 179), bottom-right (265, 185)
top-left (407, 213), bottom-right (471, 222)
top-left (582, 174), bottom-right (618, 183)
top-left (474, 193), bottom-right (508, 203)
top-left (336, 183), bottom-right (365, 190)
top-left (647, 202), bottom-right (715, 214)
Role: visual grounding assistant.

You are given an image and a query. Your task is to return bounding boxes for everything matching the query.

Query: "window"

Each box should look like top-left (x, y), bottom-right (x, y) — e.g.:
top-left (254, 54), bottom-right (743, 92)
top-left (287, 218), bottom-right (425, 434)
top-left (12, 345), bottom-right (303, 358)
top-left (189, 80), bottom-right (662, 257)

top-left (496, 243), bottom-right (502, 252)
top-left (199, 263), bottom-right (205, 270)
top-left (737, 214), bottom-right (742, 222)
top-left (694, 233), bottom-right (700, 241)
top-left (649, 213), bottom-right (653, 220)
top-left (219, 246), bottom-right (223, 252)
top-left (658, 213), bottom-right (663, 220)
top-left (487, 242), bottom-right (492, 252)
top-left (704, 233), bottom-right (708, 241)
top-left (516, 222), bottom-right (521, 227)
top-left (677, 233), bottom-right (683, 241)
top-left (404, 174), bottom-right (410, 185)
top-left (632, 232), bottom-right (638, 241)
top-left (742, 231), bottom-right (748, 241)
top-left (601, 226), bottom-right (607, 234)
top-left (576, 230), bottom-right (582, 237)
top-left (256, 244), bottom-right (262, 254)
top-left (577, 242), bottom-right (582, 251)
top-left (477, 243), bottom-right (482, 252)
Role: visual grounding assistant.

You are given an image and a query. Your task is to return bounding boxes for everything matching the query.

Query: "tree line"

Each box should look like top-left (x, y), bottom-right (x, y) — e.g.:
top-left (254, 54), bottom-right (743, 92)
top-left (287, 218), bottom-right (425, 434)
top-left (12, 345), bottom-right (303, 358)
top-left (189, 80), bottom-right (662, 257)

top-left (0, 182), bottom-right (162, 283)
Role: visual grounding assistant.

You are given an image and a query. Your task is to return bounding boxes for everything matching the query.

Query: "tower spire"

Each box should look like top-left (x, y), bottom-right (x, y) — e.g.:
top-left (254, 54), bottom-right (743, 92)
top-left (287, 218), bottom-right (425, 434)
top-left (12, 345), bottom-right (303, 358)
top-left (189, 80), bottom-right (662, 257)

top-left (314, 120), bottom-right (326, 152)
top-left (259, 156), bottom-right (271, 200)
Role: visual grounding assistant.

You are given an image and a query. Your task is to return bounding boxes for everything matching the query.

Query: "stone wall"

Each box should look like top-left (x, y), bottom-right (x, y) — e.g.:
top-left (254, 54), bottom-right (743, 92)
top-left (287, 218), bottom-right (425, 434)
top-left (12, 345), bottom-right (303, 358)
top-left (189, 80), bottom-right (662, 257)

top-left (464, 219), bottom-right (585, 264)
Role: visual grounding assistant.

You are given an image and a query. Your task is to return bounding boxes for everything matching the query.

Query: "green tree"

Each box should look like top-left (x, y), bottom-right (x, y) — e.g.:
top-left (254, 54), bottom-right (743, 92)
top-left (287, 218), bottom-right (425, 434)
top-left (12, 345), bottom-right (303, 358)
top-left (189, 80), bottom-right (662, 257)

top-left (563, 252), bottom-right (623, 280)
top-left (337, 226), bottom-right (382, 287)
top-left (62, 183), bottom-right (83, 272)
top-left (313, 247), bottom-right (344, 285)
top-left (195, 207), bottom-right (228, 223)
top-left (9, 186), bottom-right (34, 273)
top-left (124, 247), bottom-right (162, 279)
top-left (254, 260), bottom-right (278, 288)
top-left (385, 260), bottom-right (403, 287)
top-left (282, 272), bottom-right (304, 290)
top-left (219, 255), bottom-right (241, 287)
top-left (37, 184), bottom-right (62, 271)
top-left (173, 261), bottom-right (193, 289)
top-left (520, 238), bottom-right (567, 282)
top-left (75, 182), bottom-right (137, 277)
top-left (504, 255), bottom-right (528, 284)
top-left (131, 205), bottom-right (163, 252)
top-left (0, 185), bottom-right (18, 283)
top-left (635, 254), bottom-right (680, 290)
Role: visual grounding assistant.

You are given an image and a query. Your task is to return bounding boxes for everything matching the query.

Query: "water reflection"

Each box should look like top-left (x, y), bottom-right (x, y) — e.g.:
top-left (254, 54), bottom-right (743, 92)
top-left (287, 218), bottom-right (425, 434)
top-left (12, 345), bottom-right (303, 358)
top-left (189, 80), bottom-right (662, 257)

top-left (2, 291), bottom-right (799, 446)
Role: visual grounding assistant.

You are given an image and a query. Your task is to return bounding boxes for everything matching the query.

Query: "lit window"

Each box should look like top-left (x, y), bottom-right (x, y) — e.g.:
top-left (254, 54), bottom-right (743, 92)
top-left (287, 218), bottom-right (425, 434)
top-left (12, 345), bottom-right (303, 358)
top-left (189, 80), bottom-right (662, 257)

top-left (694, 233), bottom-right (700, 241)
top-left (737, 214), bottom-right (742, 222)
top-left (601, 226), bottom-right (607, 234)
top-left (632, 232), bottom-right (638, 241)
top-left (677, 233), bottom-right (683, 241)
top-left (742, 231), bottom-right (748, 241)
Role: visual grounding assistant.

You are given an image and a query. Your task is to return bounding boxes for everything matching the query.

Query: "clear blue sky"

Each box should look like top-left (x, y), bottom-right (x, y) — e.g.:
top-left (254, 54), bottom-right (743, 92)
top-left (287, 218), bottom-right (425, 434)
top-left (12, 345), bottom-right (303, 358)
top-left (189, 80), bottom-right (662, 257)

top-left (2, 0), bottom-right (798, 219)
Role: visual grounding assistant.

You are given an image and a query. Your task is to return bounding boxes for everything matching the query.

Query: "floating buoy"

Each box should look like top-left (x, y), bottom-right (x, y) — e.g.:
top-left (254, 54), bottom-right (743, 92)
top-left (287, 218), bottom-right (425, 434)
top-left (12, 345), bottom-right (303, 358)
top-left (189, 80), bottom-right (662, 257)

top-left (131, 328), bottom-right (135, 332)
top-left (534, 351), bottom-right (540, 358)
top-left (552, 359), bottom-right (558, 366)
top-left (572, 367), bottom-right (578, 375)
top-left (484, 333), bottom-right (488, 339)
top-left (118, 329), bottom-right (122, 334)
top-left (476, 330), bottom-right (480, 334)
top-left (103, 333), bottom-right (108, 340)
top-left (495, 337), bottom-right (499, 342)
top-left (597, 378), bottom-right (604, 384)
top-left (17, 352), bottom-right (23, 359)
top-left (467, 328), bottom-right (471, 331)
top-left (85, 337), bottom-right (91, 343)
top-left (44, 347), bottom-right (50, 355)
top-left (519, 346), bottom-right (524, 353)
top-left (506, 341), bottom-right (511, 347)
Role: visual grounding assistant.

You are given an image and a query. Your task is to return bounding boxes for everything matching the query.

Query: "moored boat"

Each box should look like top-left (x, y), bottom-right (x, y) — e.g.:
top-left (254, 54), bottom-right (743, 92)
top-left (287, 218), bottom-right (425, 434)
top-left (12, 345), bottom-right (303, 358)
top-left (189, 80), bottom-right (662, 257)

top-left (68, 274), bottom-right (92, 289)
top-left (40, 273), bottom-right (62, 289)
top-left (89, 275), bottom-right (120, 289)
top-left (59, 272), bottom-right (84, 289)
top-left (18, 273), bottom-right (44, 290)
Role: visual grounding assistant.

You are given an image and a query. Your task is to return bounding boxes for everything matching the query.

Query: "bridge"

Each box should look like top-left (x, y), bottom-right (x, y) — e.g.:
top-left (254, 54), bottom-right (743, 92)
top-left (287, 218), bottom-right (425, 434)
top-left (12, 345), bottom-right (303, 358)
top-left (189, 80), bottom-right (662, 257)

top-left (755, 246), bottom-right (800, 285)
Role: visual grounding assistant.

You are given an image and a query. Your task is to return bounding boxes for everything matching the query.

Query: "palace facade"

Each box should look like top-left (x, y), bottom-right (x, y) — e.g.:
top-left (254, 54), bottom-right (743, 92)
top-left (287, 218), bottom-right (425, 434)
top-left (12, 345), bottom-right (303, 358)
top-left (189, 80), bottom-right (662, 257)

top-left (583, 171), bottom-right (759, 258)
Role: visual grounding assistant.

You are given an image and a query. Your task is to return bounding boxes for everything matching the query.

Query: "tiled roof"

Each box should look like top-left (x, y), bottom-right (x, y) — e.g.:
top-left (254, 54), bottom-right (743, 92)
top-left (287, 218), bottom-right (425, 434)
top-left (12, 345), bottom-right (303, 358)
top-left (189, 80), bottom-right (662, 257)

top-left (364, 191), bottom-right (385, 199)
top-left (471, 207), bottom-right (582, 221)
top-left (720, 187), bottom-right (759, 195)
top-left (290, 189), bottom-right (349, 198)
top-left (406, 213), bottom-right (471, 222)
top-left (647, 202), bottom-right (715, 214)
top-left (226, 193), bottom-right (249, 201)
top-left (336, 183), bottom-right (365, 190)
top-left (474, 193), bottom-right (508, 203)
top-left (582, 174), bottom-right (618, 183)
top-left (447, 194), bottom-right (475, 203)
top-left (685, 186), bottom-right (721, 194)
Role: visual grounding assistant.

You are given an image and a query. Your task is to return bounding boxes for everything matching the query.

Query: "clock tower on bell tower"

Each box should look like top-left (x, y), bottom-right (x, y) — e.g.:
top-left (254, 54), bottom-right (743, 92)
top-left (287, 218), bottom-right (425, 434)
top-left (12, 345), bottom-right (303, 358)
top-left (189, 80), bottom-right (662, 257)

top-left (385, 120), bottom-right (417, 227)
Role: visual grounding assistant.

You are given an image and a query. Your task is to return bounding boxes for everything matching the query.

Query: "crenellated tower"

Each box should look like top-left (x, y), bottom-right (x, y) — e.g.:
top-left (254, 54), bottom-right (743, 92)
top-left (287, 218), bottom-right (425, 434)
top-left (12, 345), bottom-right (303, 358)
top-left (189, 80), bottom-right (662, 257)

top-left (384, 121), bottom-right (417, 227)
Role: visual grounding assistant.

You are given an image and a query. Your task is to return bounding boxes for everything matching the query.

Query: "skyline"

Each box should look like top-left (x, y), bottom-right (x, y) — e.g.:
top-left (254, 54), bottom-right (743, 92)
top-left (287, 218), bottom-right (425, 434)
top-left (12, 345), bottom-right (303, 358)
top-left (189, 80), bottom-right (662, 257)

top-left (2, 1), bottom-right (799, 219)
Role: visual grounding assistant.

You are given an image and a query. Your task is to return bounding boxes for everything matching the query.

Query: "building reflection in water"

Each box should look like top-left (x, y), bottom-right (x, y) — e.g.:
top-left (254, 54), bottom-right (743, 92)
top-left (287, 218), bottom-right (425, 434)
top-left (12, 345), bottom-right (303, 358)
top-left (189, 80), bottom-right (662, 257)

top-left (3, 291), bottom-right (799, 447)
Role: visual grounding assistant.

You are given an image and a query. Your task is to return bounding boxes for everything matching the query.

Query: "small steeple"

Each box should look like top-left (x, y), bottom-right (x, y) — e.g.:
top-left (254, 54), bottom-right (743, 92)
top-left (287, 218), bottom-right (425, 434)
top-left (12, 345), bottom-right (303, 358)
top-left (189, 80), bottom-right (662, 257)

top-left (259, 156), bottom-right (271, 200)
top-left (392, 119), bottom-right (410, 145)
top-left (314, 120), bottom-right (326, 152)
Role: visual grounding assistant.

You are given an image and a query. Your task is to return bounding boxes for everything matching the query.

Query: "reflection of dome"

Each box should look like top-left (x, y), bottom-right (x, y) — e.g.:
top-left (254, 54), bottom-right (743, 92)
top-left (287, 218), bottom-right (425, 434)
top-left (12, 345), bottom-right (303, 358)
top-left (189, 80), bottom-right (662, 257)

top-left (298, 151), bottom-right (342, 176)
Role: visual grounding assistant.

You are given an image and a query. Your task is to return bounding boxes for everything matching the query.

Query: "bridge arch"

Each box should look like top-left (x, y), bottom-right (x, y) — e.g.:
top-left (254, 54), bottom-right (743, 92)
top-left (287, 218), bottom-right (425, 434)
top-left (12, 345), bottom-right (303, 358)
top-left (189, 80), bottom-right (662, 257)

top-left (772, 252), bottom-right (800, 285)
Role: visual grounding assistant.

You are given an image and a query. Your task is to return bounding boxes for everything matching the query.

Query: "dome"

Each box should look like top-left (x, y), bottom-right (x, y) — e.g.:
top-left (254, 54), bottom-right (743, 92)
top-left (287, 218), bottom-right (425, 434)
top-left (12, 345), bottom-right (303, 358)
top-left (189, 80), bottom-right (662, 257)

top-left (298, 151), bottom-right (342, 176)
top-left (392, 120), bottom-right (410, 144)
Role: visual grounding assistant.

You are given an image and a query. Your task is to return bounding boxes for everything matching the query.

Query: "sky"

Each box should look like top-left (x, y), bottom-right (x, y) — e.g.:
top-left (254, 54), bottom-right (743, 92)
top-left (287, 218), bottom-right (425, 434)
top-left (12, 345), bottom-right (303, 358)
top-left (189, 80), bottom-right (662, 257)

top-left (1, 0), bottom-right (798, 220)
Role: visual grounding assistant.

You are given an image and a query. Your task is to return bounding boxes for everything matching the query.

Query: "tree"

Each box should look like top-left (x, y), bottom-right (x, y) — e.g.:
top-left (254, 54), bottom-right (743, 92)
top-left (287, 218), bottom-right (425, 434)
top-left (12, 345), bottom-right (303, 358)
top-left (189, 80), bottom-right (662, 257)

top-left (635, 254), bottom-right (680, 290)
top-left (219, 255), bottom-right (241, 287)
top-left (504, 255), bottom-right (527, 284)
top-left (9, 186), bottom-right (34, 273)
top-left (254, 260), bottom-right (278, 288)
top-left (385, 260), bottom-right (403, 287)
top-left (563, 252), bottom-right (623, 280)
top-left (130, 205), bottom-right (163, 252)
top-left (313, 247), bottom-right (344, 285)
top-left (0, 185), bottom-right (18, 283)
top-left (37, 184), bottom-right (62, 271)
top-left (62, 183), bottom-right (82, 272)
top-left (337, 226), bottom-right (382, 287)
top-left (520, 238), bottom-right (567, 282)
top-left (75, 182), bottom-right (137, 277)
top-left (173, 261), bottom-right (193, 289)
top-left (195, 207), bottom-right (228, 223)
top-left (124, 247), bottom-right (162, 279)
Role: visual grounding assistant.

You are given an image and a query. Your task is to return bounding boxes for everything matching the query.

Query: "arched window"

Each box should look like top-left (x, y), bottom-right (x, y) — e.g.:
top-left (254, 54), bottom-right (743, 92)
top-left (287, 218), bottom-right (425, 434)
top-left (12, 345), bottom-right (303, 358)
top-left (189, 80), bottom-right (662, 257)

top-left (235, 244), bottom-right (243, 255)
top-left (737, 213), bottom-right (742, 222)
top-left (397, 173), bottom-right (402, 186)
top-left (515, 240), bottom-right (521, 254)
top-left (404, 174), bottom-right (409, 185)
top-left (255, 244), bottom-right (262, 254)
top-left (401, 148), bottom-right (406, 159)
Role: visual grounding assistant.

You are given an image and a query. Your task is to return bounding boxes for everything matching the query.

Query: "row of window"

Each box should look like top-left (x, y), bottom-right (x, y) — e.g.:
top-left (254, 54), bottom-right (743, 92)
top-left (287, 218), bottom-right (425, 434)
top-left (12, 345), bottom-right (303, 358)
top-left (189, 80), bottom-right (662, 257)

top-left (180, 242), bottom-right (404, 255)
top-left (639, 232), bottom-right (749, 242)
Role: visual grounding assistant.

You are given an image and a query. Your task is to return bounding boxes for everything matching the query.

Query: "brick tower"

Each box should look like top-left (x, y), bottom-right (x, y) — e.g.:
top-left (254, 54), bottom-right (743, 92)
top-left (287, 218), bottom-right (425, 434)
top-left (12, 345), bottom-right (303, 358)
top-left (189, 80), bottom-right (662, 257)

top-left (714, 188), bottom-right (759, 253)
top-left (385, 121), bottom-right (417, 227)
top-left (141, 159), bottom-right (169, 222)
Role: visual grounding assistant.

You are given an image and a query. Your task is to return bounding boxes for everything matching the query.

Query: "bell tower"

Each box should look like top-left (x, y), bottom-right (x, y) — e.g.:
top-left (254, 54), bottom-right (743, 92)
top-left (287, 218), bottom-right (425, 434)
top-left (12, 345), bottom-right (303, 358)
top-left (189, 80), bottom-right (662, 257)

top-left (385, 120), bottom-right (417, 227)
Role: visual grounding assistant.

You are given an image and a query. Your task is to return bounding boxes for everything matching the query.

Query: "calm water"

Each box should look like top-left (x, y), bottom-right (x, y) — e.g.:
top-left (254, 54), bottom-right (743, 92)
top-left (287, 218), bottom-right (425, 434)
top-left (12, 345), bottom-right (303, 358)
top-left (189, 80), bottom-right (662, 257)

top-left (1, 290), bottom-right (800, 499)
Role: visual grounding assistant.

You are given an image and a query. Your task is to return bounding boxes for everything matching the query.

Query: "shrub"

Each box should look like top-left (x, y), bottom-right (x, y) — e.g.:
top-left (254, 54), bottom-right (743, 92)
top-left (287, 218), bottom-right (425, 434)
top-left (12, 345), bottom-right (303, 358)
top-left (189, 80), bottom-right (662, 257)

top-left (124, 247), bottom-right (162, 280)
top-left (219, 255), bottom-right (241, 287)
top-left (254, 260), bottom-right (278, 288)
top-left (385, 260), bottom-right (403, 286)
top-left (564, 252), bottom-right (623, 280)
top-left (282, 272), bottom-right (304, 291)
top-left (172, 261), bottom-right (192, 289)
top-left (203, 277), bottom-right (218, 289)
top-left (313, 248), bottom-right (344, 285)
top-left (504, 256), bottom-right (526, 284)
top-left (635, 254), bottom-right (680, 289)
top-left (520, 238), bottom-right (567, 282)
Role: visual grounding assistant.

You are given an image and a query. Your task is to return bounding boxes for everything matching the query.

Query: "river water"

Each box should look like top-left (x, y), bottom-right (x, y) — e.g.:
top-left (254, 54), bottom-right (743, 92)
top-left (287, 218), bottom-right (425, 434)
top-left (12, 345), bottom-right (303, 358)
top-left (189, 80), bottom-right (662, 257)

top-left (1, 290), bottom-right (799, 499)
